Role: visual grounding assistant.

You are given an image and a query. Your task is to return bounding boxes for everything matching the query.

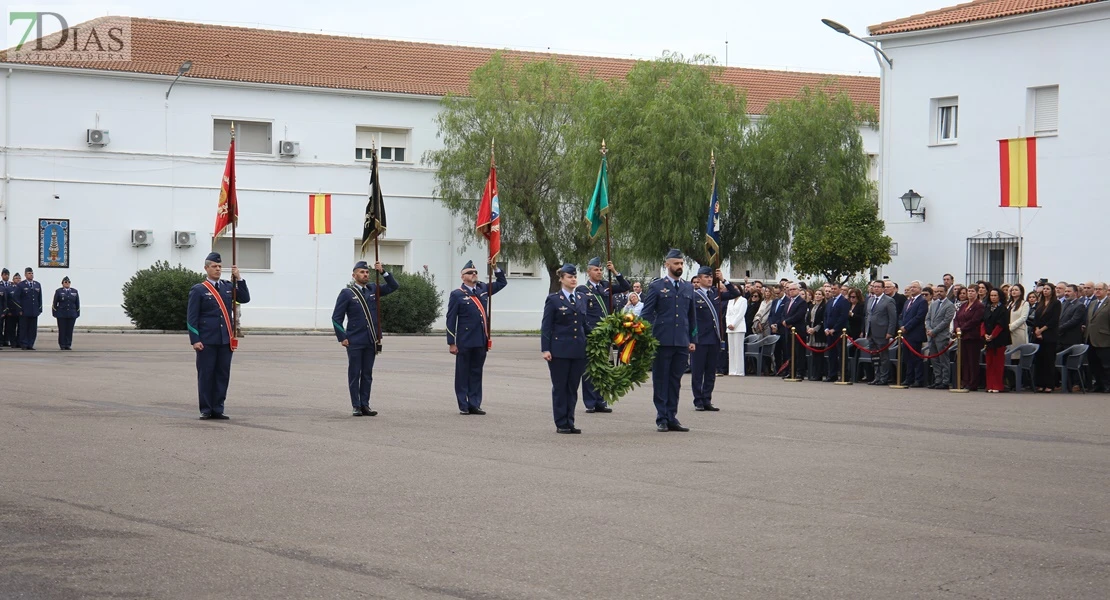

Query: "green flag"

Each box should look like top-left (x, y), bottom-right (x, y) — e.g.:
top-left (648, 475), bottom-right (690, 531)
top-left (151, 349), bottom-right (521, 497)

top-left (585, 155), bottom-right (609, 238)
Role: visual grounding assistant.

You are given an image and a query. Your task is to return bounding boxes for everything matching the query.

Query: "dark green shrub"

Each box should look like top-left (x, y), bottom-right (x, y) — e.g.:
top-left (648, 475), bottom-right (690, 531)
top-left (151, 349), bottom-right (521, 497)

top-left (380, 266), bottom-right (443, 334)
top-left (121, 261), bottom-right (204, 330)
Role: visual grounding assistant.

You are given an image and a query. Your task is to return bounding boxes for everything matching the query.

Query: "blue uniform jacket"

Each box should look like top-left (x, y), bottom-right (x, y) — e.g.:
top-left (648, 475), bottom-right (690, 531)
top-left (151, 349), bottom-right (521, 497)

top-left (899, 294), bottom-right (928, 343)
top-left (693, 282), bottom-right (741, 345)
top-left (640, 277), bottom-right (698, 347)
top-left (332, 273), bottom-right (399, 348)
top-left (540, 290), bottom-right (587, 359)
top-left (824, 294), bottom-right (850, 335)
top-left (15, 280), bottom-right (43, 317)
top-left (186, 278), bottom-right (251, 345)
top-left (578, 275), bottom-right (631, 330)
top-left (52, 287), bottom-right (80, 318)
top-left (0, 282), bottom-right (8, 315)
top-left (446, 270), bottom-right (507, 348)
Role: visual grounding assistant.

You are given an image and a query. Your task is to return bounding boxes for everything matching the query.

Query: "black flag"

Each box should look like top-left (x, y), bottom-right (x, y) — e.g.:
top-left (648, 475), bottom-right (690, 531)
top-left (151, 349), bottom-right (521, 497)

top-left (361, 149), bottom-right (387, 254)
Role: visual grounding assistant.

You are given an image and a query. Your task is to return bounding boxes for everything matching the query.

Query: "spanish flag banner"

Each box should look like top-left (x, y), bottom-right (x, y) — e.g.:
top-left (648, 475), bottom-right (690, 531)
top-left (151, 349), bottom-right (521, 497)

top-left (999, 137), bottom-right (1038, 208)
top-left (309, 194), bottom-right (332, 234)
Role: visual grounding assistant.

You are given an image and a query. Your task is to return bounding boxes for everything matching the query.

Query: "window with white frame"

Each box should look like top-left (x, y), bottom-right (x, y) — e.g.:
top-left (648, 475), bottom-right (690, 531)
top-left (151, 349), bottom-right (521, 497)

top-left (495, 260), bottom-right (539, 278)
top-left (213, 119), bottom-right (273, 154)
top-left (1030, 85), bottom-right (1059, 136)
top-left (355, 127), bottom-right (410, 163)
top-left (931, 97), bottom-right (959, 144)
top-left (353, 239), bottom-right (407, 272)
top-left (213, 237), bottom-right (272, 270)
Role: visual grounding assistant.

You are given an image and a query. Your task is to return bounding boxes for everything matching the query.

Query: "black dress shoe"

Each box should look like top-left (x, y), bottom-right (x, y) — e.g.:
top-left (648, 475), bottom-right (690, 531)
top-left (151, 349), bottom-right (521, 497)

top-left (910, 383), bottom-right (925, 388)
top-left (360, 407), bottom-right (377, 416)
top-left (352, 410), bottom-right (363, 416)
top-left (459, 410), bottom-right (470, 415)
top-left (585, 408), bottom-right (596, 413)
top-left (656, 423), bottom-right (669, 432)
top-left (212, 414), bottom-right (230, 420)
top-left (469, 407), bottom-right (486, 415)
top-left (694, 406), bottom-right (706, 411)
top-left (556, 428), bottom-right (574, 434)
top-left (703, 404), bottom-right (720, 412)
top-left (199, 414), bottom-right (214, 420)
top-left (570, 427), bottom-right (582, 434)
top-left (593, 405), bottom-right (612, 413)
top-left (667, 423), bottom-right (690, 432)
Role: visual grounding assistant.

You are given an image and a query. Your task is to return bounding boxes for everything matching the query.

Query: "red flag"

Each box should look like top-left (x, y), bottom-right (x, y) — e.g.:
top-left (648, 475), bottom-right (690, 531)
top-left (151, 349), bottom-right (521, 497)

top-left (213, 136), bottom-right (237, 242)
top-left (476, 157), bottom-right (501, 263)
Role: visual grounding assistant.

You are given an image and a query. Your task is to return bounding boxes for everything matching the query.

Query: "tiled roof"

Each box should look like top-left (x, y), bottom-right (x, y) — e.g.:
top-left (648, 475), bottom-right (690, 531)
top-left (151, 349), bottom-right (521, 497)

top-left (0, 17), bottom-right (878, 114)
top-left (869, 0), bottom-right (1104, 35)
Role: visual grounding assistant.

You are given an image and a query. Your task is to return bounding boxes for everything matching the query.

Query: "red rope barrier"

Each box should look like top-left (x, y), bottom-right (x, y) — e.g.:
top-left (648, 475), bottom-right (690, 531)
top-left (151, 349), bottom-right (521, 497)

top-left (792, 331), bottom-right (838, 354)
top-left (849, 337), bottom-right (896, 355)
top-left (902, 339), bottom-right (956, 360)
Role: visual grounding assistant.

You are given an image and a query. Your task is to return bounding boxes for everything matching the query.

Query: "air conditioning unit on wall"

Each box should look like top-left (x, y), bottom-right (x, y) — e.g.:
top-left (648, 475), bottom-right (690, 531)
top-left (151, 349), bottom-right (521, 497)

top-left (131, 229), bottom-right (153, 246)
top-left (279, 140), bottom-right (300, 156)
top-left (87, 128), bottom-right (110, 146)
top-left (174, 231), bottom-right (197, 248)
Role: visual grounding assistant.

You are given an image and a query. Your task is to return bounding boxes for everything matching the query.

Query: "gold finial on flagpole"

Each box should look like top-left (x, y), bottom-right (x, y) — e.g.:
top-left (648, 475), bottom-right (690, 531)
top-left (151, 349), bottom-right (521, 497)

top-left (230, 122), bottom-right (235, 140)
top-left (601, 139), bottom-right (607, 156)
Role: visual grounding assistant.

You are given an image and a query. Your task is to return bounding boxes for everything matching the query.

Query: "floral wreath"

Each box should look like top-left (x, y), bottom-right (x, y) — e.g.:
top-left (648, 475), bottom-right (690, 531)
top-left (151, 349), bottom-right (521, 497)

top-left (585, 312), bottom-right (660, 405)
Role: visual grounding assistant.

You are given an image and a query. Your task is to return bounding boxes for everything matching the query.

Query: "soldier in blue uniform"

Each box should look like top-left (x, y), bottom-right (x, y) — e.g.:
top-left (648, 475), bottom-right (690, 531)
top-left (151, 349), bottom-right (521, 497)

top-left (0, 268), bottom-right (8, 348)
top-left (691, 266), bottom-right (741, 411)
top-left (446, 259), bottom-right (507, 415)
top-left (52, 276), bottom-right (80, 350)
top-left (186, 252), bottom-right (251, 420)
top-left (15, 267), bottom-right (43, 351)
top-left (5, 272), bottom-right (21, 348)
top-left (541, 263), bottom-right (588, 434)
top-left (640, 249), bottom-right (697, 432)
top-left (577, 256), bottom-right (630, 413)
top-left (332, 260), bottom-right (398, 417)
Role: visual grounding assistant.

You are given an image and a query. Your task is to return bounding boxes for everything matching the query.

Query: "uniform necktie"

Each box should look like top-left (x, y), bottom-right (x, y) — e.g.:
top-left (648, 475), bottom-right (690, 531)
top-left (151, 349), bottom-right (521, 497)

top-left (569, 292), bottom-right (576, 304)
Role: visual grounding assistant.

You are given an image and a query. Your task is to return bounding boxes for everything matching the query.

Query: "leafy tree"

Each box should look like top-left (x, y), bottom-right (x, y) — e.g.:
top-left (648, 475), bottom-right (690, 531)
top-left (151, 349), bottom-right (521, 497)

top-left (790, 198), bottom-right (892, 285)
top-left (425, 53), bottom-right (597, 292)
top-left (121, 261), bottom-right (204, 330)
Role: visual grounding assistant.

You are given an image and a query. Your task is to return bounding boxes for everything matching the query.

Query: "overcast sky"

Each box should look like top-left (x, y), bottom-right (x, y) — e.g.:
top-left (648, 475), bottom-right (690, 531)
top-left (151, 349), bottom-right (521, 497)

top-left (10, 0), bottom-right (950, 75)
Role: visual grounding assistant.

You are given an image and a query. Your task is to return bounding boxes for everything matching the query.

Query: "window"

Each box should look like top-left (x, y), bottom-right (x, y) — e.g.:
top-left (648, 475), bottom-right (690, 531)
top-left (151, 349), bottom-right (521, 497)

top-left (1030, 85), bottom-right (1059, 136)
top-left (492, 260), bottom-right (538, 278)
top-left (965, 233), bottom-right (1019, 287)
top-left (212, 237), bottom-right (271, 271)
top-left (355, 127), bottom-right (410, 163)
top-left (931, 97), bottom-right (959, 144)
top-left (213, 119), bottom-right (272, 154)
top-left (353, 239), bottom-right (406, 271)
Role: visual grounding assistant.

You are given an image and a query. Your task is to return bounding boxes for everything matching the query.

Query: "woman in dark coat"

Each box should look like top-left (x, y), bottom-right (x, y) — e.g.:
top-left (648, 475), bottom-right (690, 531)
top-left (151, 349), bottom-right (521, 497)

top-left (953, 285), bottom-right (986, 391)
top-left (745, 290), bottom-right (763, 337)
top-left (805, 290), bottom-right (827, 381)
top-left (1031, 283), bottom-right (1062, 393)
top-left (981, 289), bottom-right (1012, 393)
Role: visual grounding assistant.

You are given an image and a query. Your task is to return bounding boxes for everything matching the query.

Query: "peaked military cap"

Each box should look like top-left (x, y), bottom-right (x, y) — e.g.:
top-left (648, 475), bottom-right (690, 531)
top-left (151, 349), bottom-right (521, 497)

top-left (353, 261), bottom-right (370, 271)
top-left (587, 257), bottom-right (602, 267)
top-left (665, 248), bottom-right (684, 260)
top-left (1, 268), bottom-right (7, 275)
top-left (461, 260), bottom-right (475, 271)
top-left (62, 276), bottom-right (71, 283)
top-left (697, 266), bottom-right (713, 276)
top-left (24, 266), bottom-right (33, 273)
top-left (205, 252), bottom-right (222, 263)
top-left (560, 263), bottom-right (577, 276)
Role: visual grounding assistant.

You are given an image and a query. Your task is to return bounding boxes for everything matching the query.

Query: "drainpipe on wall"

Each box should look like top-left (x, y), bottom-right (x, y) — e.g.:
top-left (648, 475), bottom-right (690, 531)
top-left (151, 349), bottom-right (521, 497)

top-left (2, 68), bottom-right (12, 269)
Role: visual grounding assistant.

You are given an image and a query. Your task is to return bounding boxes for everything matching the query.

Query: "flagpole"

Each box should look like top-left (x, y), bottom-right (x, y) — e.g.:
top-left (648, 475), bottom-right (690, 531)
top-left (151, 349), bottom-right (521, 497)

top-left (487, 138), bottom-right (495, 343)
top-left (313, 233), bottom-right (320, 330)
top-left (372, 143), bottom-right (383, 350)
top-left (602, 140), bottom-right (612, 313)
top-left (230, 122), bottom-right (240, 338)
top-left (710, 150), bottom-right (719, 288)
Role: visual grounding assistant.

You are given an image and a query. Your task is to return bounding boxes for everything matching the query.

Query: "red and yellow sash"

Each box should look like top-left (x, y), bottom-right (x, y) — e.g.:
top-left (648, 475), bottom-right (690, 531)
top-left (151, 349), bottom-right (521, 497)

top-left (203, 280), bottom-right (237, 351)
top-left (462, 286), bottom-right (492, 350)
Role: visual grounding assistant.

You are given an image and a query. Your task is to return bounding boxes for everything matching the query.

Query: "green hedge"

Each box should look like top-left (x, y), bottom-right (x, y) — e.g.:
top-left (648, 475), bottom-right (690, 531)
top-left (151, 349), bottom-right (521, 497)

top-left (121, 261), bottom-right (205, 330)
top-left (380, 268), bottom-right (443, 334)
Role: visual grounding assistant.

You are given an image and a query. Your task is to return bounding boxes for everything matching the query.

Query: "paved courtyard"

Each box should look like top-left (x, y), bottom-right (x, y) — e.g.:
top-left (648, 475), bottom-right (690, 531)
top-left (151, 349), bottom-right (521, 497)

top-left (1, 333), bottom-right (1108, 599)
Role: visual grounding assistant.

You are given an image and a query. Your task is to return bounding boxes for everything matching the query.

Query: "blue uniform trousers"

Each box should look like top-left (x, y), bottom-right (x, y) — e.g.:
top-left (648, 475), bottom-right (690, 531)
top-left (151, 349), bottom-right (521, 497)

top-left (549, 357), bottom-right (586, 429)
top-left (57, 317), bottom-right (76, 349)
top-left (346, 345), bottom-right (377, 408)
top-left (690, 343), bottom-right (720, 407)
top-left (581, 374), bottom-right (604, 409)
top-left (19, 316), bottom-right (37, 349)
top-left (652, 346), bottom-right (689, 426)
top-left (196, 343), bottom-right (233, 416)
top-left (2, 315), bottom-right (17, 346)
top-left (454, 346), bottom-right (488, 411)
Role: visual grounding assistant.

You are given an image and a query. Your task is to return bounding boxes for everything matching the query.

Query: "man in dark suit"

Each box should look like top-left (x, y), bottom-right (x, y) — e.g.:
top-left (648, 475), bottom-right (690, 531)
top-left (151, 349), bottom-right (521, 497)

top-left (446, 259), bottom-right (507, 415)
top-left (866, 281), bottom-right (898, 385)
top-left (640, 249), bottom-right (697, 432)
top-left (186, 252), bottom-right (251, 420)
top-left (541, 263), bottom-right (588, 433)
top-left (15, 267), bottom-right (43, 351)
top-left (1086, 283), bottom-right (1110, 393)
top-left (899, 281), bottom-right (929, 387)
top-left (779, 282), bottom-right (808, 378)
top-left (332, 260), bottom-right (399, 416)
top-left (884, 280), bottom-right (907, 317)
top-left (925, 284), bottom-right (957, 389)
top-left (690, 266), bottom-right (740, 411)
top-left (823, 282), bottom-right (850, 382)
top-left (578, 256), bottom-right (630, 413)
top-left (1058, 283), bottom-right (1087, 348)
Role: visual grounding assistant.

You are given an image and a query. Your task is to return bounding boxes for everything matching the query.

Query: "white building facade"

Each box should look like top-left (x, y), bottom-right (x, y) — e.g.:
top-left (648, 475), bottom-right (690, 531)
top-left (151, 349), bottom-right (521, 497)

top-left (870, 0), bottom-right (1110, 287)
top-left (0, 19), bottom-right (878, 329)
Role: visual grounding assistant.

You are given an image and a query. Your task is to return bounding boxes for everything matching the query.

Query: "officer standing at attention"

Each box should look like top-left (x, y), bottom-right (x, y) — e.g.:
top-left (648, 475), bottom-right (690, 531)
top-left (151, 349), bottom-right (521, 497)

top-left (186, 252), bottom-right (250, 420)
top-left (690, 266), bottom-right (741, 411)
top-left (0, 268), bottom-right (14, 348)
top-left (578, 256), bottom-right (630, 414)
top-left (639, 249), bottom-right (697, 432)
top-left (541, 263), bottom-right (588, 434)
top-left (16, 267), bottom-right (43, 351)
top-left (6, 273), bottom-right (21, 347)
top-left (446, 258), bottom-right (507, 415)
top-left (52, 276), bottom-right (80, 350)
top-left (332, 260), bottom-right (398, 417)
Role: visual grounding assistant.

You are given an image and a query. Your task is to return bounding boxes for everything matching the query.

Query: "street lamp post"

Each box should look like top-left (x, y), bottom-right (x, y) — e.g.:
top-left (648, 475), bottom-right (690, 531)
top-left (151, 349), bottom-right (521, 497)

top-left (820, 19), bottom-right (893, 70)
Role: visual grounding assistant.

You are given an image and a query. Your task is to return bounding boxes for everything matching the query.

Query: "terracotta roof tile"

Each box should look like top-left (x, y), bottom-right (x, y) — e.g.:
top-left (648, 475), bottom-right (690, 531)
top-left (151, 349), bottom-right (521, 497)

top-left (0, 17), bottom-right (878, 114)
top-left (869, 0), bottom-right (1104, 35)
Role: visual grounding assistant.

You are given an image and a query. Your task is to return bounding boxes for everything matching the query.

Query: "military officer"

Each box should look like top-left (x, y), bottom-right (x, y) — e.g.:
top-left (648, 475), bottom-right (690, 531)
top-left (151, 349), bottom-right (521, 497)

top-left (52, 276), bottom-right (80, 350)
top-left (0, 268), bottom-right (8, 348)
top-left (577, 257), bottom-right (630, 414)
top-left (639, 249), bottom-right (697, 432)
top-left (15, 267), bottom-right (43, 351)
top-left (446, 258), bottom-right (507, 415)
top-left (186, 252), bottom-right (251, 420)
top-left (332, 260), bottom-right (398, 417)
top-left (690, 266), bottom-right (741, 411)
top-left (541, 263), bottom-right (588, 434)
top-left (6, 273), bottom-right (21, 348)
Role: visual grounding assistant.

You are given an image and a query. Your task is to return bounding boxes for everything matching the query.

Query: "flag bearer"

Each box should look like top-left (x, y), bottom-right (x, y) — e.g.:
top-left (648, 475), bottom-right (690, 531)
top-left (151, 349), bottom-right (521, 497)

top-left (332, 261), bottom-right (398, 416)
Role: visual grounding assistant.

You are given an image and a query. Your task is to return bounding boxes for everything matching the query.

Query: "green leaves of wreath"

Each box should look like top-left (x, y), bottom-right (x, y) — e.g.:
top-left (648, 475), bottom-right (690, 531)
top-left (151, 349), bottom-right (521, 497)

top-left (585, 312), bottom-right (660, 405)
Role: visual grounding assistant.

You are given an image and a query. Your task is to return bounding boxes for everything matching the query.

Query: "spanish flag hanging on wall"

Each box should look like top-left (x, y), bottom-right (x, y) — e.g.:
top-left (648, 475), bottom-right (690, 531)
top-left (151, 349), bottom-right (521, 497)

top-left (999, 137), bottom-right (1038, 208)
top-left (309, 194), bottom-right (332, 234)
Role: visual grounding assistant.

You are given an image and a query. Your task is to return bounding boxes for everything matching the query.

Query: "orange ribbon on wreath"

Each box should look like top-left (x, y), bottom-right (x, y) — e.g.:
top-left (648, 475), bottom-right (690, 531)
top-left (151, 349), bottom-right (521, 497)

top-left (611, 314), bottom-right (645, 364)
